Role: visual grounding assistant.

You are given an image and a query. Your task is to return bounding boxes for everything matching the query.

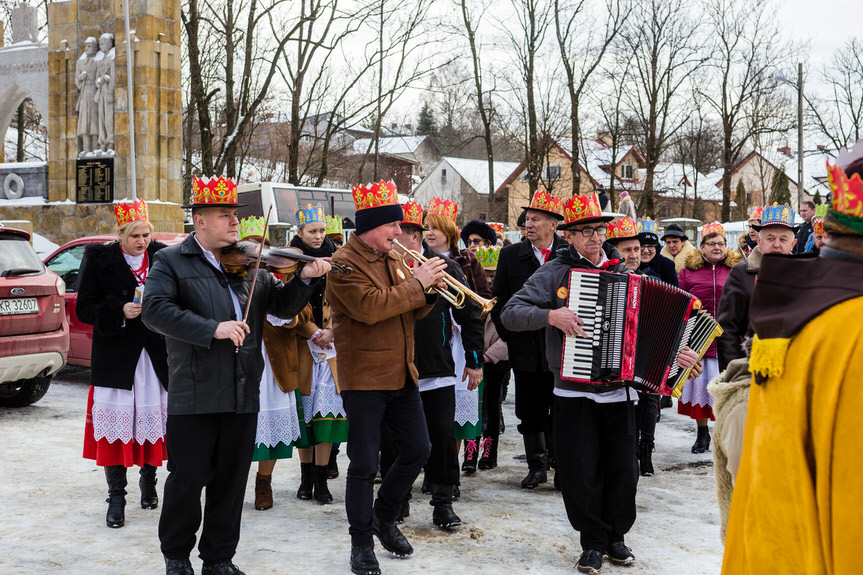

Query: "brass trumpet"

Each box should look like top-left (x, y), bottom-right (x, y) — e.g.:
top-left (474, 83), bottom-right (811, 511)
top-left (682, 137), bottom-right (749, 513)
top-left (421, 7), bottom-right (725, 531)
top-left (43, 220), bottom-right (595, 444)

top-left (392, 239), bottom-right (498, 318)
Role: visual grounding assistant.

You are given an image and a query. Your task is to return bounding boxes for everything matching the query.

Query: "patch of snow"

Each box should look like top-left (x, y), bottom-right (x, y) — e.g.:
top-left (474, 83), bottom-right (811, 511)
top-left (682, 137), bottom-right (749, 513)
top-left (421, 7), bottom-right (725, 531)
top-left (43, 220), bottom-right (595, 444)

top-left (32, 232), bottom-right (59, 257)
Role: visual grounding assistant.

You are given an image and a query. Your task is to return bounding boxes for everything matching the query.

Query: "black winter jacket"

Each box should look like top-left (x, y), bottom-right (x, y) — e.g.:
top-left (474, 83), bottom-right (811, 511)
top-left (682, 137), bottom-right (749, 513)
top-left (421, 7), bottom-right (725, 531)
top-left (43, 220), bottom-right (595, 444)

top-left (644, 252), bottom-right (678, 286)
top-left (716, 247), bottom-right (760, 370)
top-left (76, 241), bottom-right (170, 391)
top-left (490, 235), bottom-right (568, 372)
top-left (414, 244), bottom-right (484, 379)
top-left (141, 234), bottom-right (315, 415)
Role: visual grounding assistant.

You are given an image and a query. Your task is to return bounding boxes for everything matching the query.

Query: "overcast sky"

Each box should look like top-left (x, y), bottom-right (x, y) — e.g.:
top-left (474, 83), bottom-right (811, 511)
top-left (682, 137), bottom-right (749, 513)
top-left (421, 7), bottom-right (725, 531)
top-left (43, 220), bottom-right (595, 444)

top-left (777, 0), bottom-right (857, 65)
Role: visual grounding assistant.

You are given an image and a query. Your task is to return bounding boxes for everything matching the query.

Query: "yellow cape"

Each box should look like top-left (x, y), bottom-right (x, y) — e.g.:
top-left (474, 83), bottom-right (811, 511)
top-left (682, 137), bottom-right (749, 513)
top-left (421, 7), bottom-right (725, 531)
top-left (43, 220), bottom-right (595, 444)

top-left (722, 296), bottom-right (863, 574)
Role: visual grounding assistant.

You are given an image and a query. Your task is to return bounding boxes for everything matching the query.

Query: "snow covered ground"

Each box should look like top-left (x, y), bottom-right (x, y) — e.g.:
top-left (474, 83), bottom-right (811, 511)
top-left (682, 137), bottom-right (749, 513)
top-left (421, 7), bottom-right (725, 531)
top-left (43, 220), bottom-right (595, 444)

top-left (0, 368), bottom-right (724, 574)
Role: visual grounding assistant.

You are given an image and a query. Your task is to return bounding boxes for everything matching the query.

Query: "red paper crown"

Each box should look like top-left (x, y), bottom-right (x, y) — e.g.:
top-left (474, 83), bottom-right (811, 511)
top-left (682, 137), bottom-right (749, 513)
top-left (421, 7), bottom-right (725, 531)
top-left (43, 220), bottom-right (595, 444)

top-left (561, 193), bottom-right (603, 226)
top-left (427, 197), bottom-right (458, 223)
top-left (701, 221), bottom-right (725, 238)
top-left (527, 189), bottom-right (563, 217)
top-left (190, 176), bottom-right (238, 206)
top-left (351, 180), bottom-right (399, 211)
top-left (114, 198), bottom-right (149, 227)
top-left (487, 222), bottom-right (505, 235)
top-left (813, 217), bottom-right (824, 235)
top-left (607, 217), bottom-right (638, 240)
top-left (748, 207), bottom-right (763, 222)
top-left (827, 162), bottom-right (863, 220)
top-left (401, 201), bottom-right (424, 227)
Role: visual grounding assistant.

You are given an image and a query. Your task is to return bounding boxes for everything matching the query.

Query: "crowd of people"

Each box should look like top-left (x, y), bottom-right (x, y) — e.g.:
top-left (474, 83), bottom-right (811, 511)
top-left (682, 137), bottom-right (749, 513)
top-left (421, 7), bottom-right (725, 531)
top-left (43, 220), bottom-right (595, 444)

top-left (74, 144), bottom-right (863, 575)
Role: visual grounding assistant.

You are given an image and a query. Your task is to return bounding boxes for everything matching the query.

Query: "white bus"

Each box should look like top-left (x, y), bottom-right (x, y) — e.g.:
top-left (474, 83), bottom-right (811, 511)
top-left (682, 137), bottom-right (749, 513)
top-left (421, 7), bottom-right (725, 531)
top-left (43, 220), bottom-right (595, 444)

top-left (236, 182), bottom-right (356, 226)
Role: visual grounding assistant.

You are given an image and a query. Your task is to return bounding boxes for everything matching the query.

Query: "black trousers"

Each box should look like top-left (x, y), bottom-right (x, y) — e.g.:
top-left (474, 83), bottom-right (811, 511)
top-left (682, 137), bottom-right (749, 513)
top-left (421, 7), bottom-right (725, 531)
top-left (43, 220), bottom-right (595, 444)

top-left (635, 392), bottom-right (659, 446)
top-left (420, 385), bottom-right (458, 485)
top-left (342, 384), bottom-right (431, 547)
top-left (513, 368), bottom-right (554, 435)
top-left (553, 397), bottom-right (638, 552)
top-left (482, 361), bottom-right (510, 438)
top-left (159, 412), bottom-right (257, 564)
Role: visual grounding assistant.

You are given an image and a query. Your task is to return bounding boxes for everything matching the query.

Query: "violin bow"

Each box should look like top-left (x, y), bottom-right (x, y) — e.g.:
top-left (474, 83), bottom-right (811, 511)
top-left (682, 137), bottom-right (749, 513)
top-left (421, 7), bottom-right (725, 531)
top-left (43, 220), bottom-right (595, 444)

top-left (236, 204), bottom-right (272, 354)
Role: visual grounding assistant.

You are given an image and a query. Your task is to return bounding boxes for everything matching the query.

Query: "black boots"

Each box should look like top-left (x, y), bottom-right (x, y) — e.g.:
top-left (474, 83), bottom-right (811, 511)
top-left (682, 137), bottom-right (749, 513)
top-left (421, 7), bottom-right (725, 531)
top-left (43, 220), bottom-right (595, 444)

top-left (254, 472), bottom-right (273, 510)
top-left (461, 439), bottom-right (479, 474)
top-left (350, 545), bottom-right (381, 575)
top-left (314, 465), bottom-right (333, 504)
top-left (326, 447), bottom-right (340, 479)
top-left (692, 426), bottom-right (711, 454)
top-left (430, 483), bottom-right (462, 529)
top-left (521, 433), bottom-right (548, 489)
top-left (477, 436), bottom-right (498, 470)
top-left (164, 557), bottom-right (195, 575)
top-left (297, 462), bottom-right (314, 500)
top-left (638, 442), bottom-right (655, 477)
top-left (372, 514), bottom-right (414, 556)
top-left (139, 464), bottom-right (159, 509)
top-left (104, 465), bottom-right (127, 528)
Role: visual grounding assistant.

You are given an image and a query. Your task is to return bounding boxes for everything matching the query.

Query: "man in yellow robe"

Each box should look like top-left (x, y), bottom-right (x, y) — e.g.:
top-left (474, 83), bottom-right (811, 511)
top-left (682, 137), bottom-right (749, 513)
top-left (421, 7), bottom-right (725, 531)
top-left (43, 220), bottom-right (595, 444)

top-left (723, 150), bottom-right (863, 575)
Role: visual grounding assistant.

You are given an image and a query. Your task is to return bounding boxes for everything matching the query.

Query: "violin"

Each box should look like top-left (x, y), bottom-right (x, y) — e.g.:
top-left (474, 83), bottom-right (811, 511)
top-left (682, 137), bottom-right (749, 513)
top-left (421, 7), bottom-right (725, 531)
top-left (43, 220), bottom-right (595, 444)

top-left (221, 240), bottom-right (352, 277)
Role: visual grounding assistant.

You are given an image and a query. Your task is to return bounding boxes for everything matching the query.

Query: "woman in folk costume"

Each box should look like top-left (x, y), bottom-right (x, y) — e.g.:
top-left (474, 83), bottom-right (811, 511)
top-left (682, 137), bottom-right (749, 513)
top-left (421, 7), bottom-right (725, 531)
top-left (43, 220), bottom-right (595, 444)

top-left (677, 222), bottom-right (742, 454)
top-left (239, 217), bottom-right (309, 511)
top-left (289, 204), bottom-right (348, 504)
top-left (424, 198), bottom-right (488, 474)
top-left (77, 199), bottom-right (169, 528)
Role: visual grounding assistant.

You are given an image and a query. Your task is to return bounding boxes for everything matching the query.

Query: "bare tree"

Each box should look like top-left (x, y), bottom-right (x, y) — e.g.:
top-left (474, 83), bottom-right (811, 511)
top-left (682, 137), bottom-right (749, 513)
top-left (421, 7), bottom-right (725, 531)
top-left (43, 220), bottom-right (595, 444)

top-left (700, 0), bottom-right (793, 221)
top-left (808, 37), bottom-right (863, 151)
top-left (619, 0), bottom-right (705, 216)
top-left (554, 0), bottom-right (626, 196)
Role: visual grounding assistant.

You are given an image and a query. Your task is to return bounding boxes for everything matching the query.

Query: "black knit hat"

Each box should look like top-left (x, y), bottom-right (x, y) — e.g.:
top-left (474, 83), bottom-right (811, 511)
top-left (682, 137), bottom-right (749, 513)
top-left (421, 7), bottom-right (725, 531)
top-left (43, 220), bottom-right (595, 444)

top-left (517, 209), bottom-right (527, 228)
top-left (354, 204), bottom-right (404, 235)
top-left (460, 220), bottom-right (496, 246)
top-left (638, 232), bottom-right (660, 247)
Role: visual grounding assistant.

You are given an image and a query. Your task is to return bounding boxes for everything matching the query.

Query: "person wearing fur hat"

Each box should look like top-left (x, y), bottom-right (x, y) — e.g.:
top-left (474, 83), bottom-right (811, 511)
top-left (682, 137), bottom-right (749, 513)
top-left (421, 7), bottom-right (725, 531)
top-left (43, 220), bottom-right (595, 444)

top-left (677, 222), bottom-right (742, 454)
top-left (460, 219), bottom-right (497, 254)
top-left (618, 191), bottom-right (637, 220)
top-left (660, 223), bottom-right (699, 274)
top-left (716, 204), bottom-right (798, 371)
top-left (721, 150), bottom-right (863, 575)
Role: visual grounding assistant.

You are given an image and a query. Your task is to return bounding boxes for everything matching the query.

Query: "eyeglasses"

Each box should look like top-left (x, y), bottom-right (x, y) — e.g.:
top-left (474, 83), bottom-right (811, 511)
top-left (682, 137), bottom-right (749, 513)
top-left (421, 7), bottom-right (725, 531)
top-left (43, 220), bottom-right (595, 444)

top-left (704, 242), bottom-right (726, 248)
top-left (466, 238), bottom-right (486, 245)
top-left (574, 226), bottom-right (608, 237)
top-left (640, 245), bottom-right (656, 251)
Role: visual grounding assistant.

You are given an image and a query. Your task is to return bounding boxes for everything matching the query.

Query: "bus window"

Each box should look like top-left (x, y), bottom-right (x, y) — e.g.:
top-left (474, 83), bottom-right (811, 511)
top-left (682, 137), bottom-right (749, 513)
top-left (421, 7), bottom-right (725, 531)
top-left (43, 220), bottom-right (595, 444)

top-left (237, 189), bottom-right (263, 219)
top-left (273, 187), bottom-right (300, 222)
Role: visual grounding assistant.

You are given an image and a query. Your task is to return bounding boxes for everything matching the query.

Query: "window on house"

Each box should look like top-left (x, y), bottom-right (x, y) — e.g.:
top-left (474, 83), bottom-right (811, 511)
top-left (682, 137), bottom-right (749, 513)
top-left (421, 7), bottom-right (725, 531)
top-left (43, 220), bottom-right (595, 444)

top-left (544, 164), bottom-right (562, 181)
top-left (441, 168), bottom-right (447, 183)
top-left (622, 164), bottom-right (634, 179)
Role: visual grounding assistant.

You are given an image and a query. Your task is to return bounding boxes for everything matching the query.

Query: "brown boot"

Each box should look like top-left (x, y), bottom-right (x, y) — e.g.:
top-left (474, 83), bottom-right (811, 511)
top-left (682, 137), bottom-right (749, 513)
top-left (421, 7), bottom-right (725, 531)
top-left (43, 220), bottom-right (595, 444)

top-left (254, 472), bottom-right (273, 510)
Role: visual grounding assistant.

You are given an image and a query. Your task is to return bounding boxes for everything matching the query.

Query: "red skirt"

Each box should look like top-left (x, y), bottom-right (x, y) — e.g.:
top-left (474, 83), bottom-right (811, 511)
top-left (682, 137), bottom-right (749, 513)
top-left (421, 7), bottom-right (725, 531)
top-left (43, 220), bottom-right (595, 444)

top-left (677, 400), bottom-right (715, 421)
top-left (83, 386), bottom-right (167, 467)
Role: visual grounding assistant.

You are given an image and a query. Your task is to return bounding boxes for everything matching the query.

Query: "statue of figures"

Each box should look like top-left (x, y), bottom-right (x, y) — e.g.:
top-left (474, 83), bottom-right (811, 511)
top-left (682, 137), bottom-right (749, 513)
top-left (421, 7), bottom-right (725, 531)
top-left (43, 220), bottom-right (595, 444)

top-left (94, 33), bottom-right (116, 154)
top-left (75, 37), bottom-right (99, 156)
top-left (11, 3), bottom-right (38, 43)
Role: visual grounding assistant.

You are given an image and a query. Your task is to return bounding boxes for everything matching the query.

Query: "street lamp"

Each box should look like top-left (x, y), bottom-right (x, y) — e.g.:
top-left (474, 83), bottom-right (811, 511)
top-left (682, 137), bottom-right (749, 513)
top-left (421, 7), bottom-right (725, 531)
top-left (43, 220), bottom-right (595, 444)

top-left (775, 63), bottom-right (804, 211)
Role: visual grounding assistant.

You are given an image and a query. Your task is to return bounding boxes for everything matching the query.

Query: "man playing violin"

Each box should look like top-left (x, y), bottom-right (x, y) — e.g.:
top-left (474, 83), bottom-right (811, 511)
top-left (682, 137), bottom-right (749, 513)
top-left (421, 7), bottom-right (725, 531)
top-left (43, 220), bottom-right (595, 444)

top-left (326, 182), bottom-right (447, 575)
top-left (142, 177), bottom-right (330, 575)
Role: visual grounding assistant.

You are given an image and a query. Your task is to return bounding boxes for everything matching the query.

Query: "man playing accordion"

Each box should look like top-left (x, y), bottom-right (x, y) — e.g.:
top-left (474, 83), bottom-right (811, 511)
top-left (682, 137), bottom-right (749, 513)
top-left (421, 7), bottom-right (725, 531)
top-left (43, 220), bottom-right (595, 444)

top-left (501, 193), bottom-right (699, 574)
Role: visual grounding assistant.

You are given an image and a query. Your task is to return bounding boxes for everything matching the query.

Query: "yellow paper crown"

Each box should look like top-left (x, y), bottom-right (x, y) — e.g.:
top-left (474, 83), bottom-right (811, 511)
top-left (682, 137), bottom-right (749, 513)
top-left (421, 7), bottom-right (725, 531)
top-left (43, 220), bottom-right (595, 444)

top-left (114, 198), bottom-right (149, 227)
top-left (191, 176), bottom-right (238, 206)
top-left (351, 180), bottom-right (399, 211)
top-left (607, 217), bottom-right (638, 240)
top-left (527, 189), bottom-right (563, 217)
top-left (239, 216), bottom-right (268, 240)
top-left (561, 193), bottom-right (602, 226)
top-left (325, 215), bottom-right (343, 235)
top-left (701, 221), bottom-right (725, 238)
top-left (401, 201), bottom-right (424, 227)
top-left (427, 197), bottom-right (458, 223)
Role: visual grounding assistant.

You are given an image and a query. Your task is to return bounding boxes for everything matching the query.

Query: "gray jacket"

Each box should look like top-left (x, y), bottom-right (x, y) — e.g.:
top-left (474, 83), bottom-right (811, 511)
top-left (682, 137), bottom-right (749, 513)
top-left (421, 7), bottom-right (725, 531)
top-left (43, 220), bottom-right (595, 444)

top-left (142, 233), bottom-right (315, 415)
top-left (501, 243), bottom-right (630, 394)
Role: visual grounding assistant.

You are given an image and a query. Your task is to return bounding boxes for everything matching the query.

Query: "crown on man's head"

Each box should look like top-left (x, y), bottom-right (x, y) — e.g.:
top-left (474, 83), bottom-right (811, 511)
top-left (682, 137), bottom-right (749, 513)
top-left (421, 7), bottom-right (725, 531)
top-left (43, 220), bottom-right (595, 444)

top-left (561, 193), bottom-right (601, 226)
top-left (528, 189), bottom-right (563, 217)
top-left (813, 217), bottom-right (824, 236)
top-left (296, 204), bottom-right (325, 227)
top-left (191, 176), bottom-right (238, 206)
top-left (114, 198), bottom-right (149, 227)
top-left (760, 203), bottom-right (796, 228)
top-left (814, 204), bottom-right (828, 218)
top-left (701, 221), bottom-right (725, 238)
top-left (636, 217), bottom-right (656, 234)
top-left (239, 216), bottom-right (268, 240)
top-left (401, 201), bottom-right (424, 227)
top-left (487, 222), bottom-right (505, 236)
top-left (325, 215), bottom-right (343, 235)
top-left (351, 180), bottom-right (399, 211)
top-left (607, 217), bottom-right (638, 240)
top-left (427, 197), bottom-right (458, 223)
top-left (826, 153), bottom-right (863, 233)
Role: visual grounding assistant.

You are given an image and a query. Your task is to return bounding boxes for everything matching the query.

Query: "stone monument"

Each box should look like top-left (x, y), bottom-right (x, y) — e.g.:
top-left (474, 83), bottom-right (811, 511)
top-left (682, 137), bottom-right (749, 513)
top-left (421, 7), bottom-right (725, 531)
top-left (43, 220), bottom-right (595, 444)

top-left (94, 33), bottom-right (115, 154)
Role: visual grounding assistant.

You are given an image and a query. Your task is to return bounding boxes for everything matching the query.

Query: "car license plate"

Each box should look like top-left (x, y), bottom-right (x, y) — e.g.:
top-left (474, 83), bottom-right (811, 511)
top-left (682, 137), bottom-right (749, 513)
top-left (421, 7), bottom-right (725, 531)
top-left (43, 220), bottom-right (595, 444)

top-left (0, 297), bottom-right (39, 316)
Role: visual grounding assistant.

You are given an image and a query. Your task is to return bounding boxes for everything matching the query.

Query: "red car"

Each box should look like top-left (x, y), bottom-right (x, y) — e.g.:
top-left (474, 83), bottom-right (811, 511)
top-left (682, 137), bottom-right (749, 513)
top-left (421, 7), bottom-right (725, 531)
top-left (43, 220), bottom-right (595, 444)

top-left (43, 232), bottom-right (186, 367)
top-left (0, 227), bottom-right (69, 407)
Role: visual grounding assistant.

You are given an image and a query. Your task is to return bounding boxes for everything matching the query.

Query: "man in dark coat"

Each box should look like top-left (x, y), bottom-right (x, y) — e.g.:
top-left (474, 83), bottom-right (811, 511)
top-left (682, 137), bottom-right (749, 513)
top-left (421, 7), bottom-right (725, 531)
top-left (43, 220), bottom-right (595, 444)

top-left (636, 222), bottom-right (677, 286)
top-left (491, 190), bottom-right (567, 489)
top-left (142, 177), bottom-right (329, 575)
top-left (793, 200), bottom-right (815, 254)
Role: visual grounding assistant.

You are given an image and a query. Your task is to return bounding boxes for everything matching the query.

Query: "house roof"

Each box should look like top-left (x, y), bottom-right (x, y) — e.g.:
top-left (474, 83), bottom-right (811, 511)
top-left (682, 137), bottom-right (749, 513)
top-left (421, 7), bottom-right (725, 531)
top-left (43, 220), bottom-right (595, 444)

top-left (441, 157), bottom-right (521, 195)
top-left (352, 135), bottom-right (429, 156)
top-left (651, 162), bottom-right (718, 201)
top-left (494, 138), bottom-right (597, 193)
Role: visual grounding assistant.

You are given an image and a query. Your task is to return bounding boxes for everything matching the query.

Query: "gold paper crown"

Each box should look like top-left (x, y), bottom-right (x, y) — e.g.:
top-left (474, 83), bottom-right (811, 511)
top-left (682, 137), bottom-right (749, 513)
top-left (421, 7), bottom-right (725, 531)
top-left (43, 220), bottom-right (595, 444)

top-left (607, 217), bottom-right (638, 240)
top-left (427, 197), bottom-right (458, 223)
top-left (527, 189), bottom-right (563, 217)
top-left (325, 215), bottom-right (343, 235)
top-left (351, 180), bottom-right (399, 211)
top-left (401, 201), bottom-right (424, 227)
top-left (114, 199), bottom-right (149, 227)
top-left (296, 203), bottom-right (325, 227)
top-left (701, 221), bottom-right (725, 238)
top-left (191, 176), bottom-right (238, 206)
top-left (239, 216), bottom-right (268, 240)
top-left (561, 193), bottom-right (602, 226)
top-left (476, 246), bottom-right (500, 268)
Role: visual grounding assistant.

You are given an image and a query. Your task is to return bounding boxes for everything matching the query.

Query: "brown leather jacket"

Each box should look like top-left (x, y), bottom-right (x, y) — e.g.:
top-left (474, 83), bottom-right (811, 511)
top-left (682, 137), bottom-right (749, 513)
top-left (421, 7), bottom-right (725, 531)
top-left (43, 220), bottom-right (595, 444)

top-left (326, 234), bottom-right (435, 391)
